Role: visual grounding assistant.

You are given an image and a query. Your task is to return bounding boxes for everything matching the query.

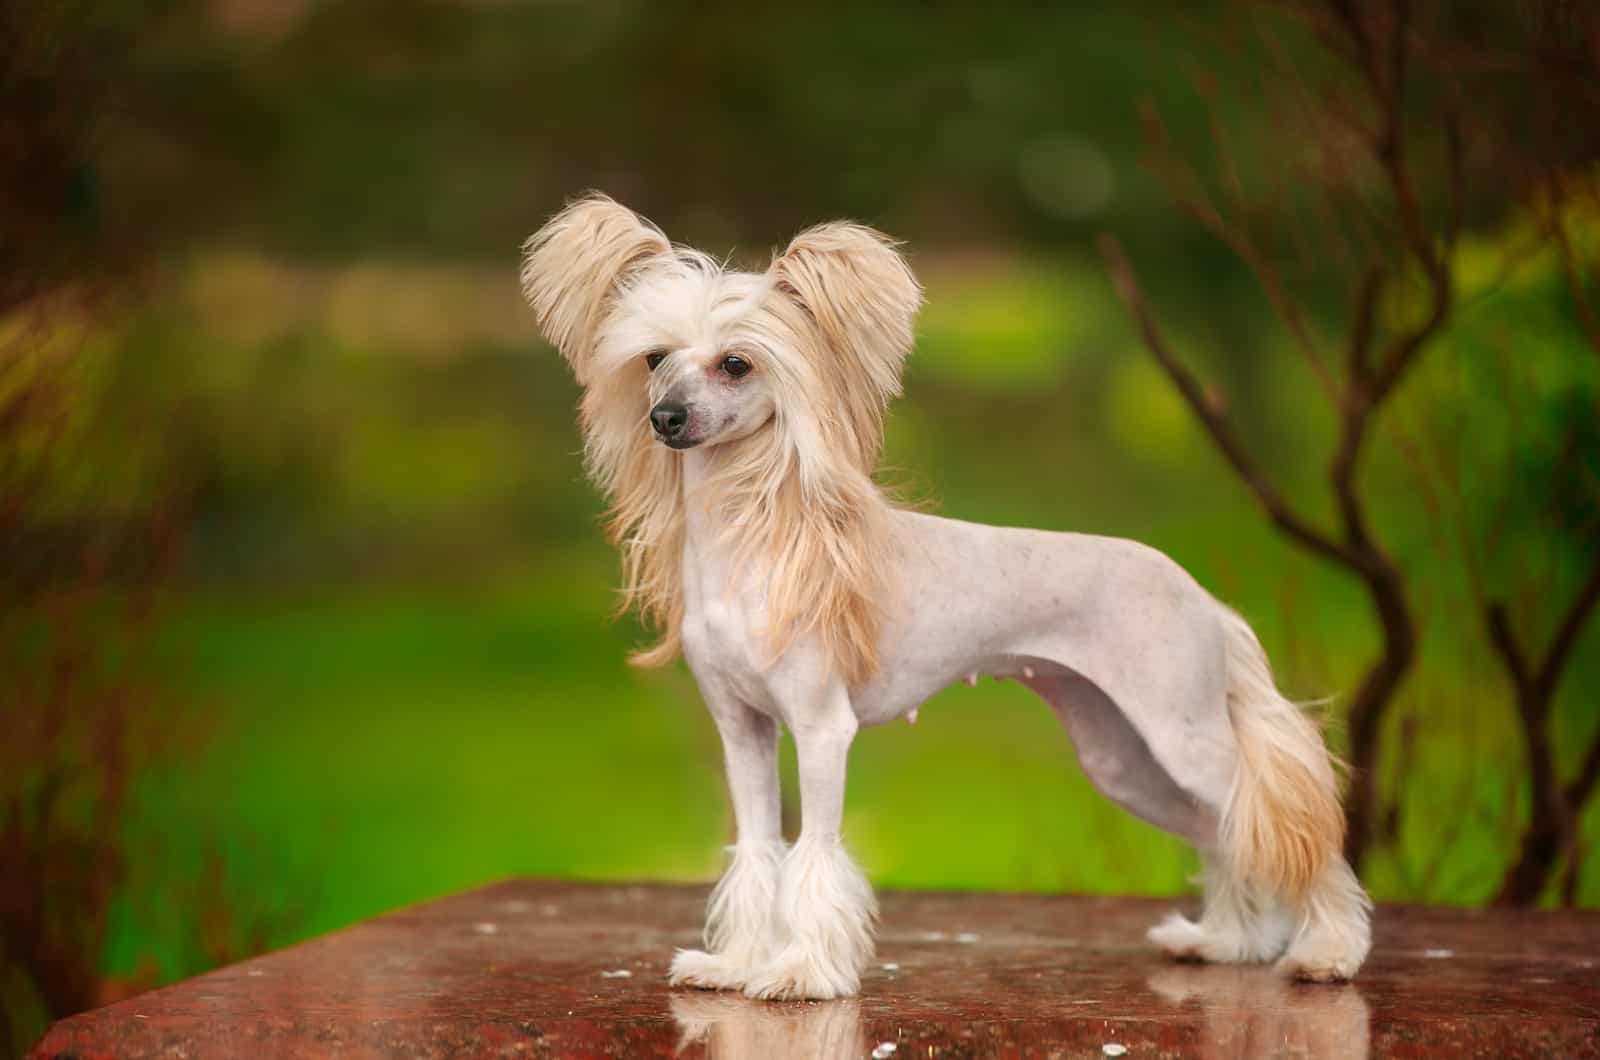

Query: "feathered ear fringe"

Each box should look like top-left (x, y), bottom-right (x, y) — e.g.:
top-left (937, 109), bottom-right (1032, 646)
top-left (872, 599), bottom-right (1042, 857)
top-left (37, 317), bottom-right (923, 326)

top-left (578, 363), bottom-right (686, 668)
top-left (745, 461), bottom-right (887, 686)
top-left (520, 193), bottom-right (670, 383)
top-left (697, 362), bottom-right (897, 686)
top-left (522, 194), bottom-right (683, 665)
top-left (737, 223), bottom-right (920, 683)
top-left (769, 222), bottom-right (922, 416)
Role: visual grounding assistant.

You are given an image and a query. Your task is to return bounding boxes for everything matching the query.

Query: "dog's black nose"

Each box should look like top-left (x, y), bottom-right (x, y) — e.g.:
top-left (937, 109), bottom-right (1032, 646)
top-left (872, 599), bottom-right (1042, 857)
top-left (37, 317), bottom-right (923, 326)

top-left (650, 401), bottom-right (688, 440)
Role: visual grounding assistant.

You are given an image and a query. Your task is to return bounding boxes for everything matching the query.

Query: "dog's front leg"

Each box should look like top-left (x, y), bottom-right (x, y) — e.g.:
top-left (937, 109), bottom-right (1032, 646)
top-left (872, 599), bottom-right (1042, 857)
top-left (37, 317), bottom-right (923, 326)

top-left (745, 684), bottom-right (876, 1001)
top-left (670, 699), bottom-right (785, 992)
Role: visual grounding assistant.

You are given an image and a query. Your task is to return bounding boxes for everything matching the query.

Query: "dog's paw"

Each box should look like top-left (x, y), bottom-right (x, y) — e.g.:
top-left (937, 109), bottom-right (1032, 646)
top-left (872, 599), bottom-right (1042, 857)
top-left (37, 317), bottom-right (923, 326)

top-left (1275, 934), bottom-right (1366, 982)
top-left (669, 948), bottom-right (750, 992)
top-left (742, 950), bottom-right (859, 1001)
top-left (1148, 907), bottom-right (1304, 966)
top-left (1147, 912), bottom-right (1212, 962)
top-left (1275, 911), bottom-right (1369, 982)
top-left (1274, 950), bottom-right (1359, 982)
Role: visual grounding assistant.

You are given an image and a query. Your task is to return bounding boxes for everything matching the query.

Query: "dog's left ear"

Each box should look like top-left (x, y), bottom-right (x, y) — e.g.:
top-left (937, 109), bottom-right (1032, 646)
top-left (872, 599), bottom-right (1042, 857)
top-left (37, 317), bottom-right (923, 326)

top-left (770, 223), bottom-right (923, 402)
top-left (520, 193), bottom-right (671, 384)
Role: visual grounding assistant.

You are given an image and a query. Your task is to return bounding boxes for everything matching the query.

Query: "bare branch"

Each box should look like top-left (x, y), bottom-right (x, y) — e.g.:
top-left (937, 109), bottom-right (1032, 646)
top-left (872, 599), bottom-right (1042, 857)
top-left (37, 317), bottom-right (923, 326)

top-left (1534, 554), bottom-right (1600, 704)
top-left (1138, 99), bottom-right (1342, 402)
top-left (1485, 601), bottom-right (1533, 698)
top-left (1346, 263), bottom-right (1383, 385)
top-left (1568, 724), bottom-right (1600, 810)
top-left (1365, 11), bottom-right (1455, 411)
top-left (1442, 91), bottom-right (1467, 251)
top-left (1325, 0), bottom-right (1377, 81)
top-left (1550, 200), bottom-right (1600, 360)
top-left (1099, 233), bottom-right (1355, 570)
top-left (1489, 549), bottom-right (1600, 903)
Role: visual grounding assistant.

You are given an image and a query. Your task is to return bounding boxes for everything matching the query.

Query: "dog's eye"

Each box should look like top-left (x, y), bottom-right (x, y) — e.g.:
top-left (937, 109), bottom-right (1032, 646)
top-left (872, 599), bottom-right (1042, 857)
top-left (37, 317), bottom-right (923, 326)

top-left (720, 354), bottom-right (751, 378)
top-left (645, 350), bottom-right (667, 371)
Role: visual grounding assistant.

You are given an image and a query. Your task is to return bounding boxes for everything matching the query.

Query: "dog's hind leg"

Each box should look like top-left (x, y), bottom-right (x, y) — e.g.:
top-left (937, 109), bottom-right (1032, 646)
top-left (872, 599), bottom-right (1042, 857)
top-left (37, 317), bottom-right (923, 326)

top-left (1161, 607), bottom-right (1371, 979)
top-left (1024, 615), bottom-right (1367, 978)
top-left (1275, 855), bottom-right (1372, 982)
top-left (744, 683), bottom-right (876, 1001)
top-left (670, 698), bottom-right (786, 992)
top-left (1146, 858), bottom-right (1296, 964)
top-left (1024, 666), bottom-right (1293, 963)
top-left (1149, 840), bottom-right (1369, 982)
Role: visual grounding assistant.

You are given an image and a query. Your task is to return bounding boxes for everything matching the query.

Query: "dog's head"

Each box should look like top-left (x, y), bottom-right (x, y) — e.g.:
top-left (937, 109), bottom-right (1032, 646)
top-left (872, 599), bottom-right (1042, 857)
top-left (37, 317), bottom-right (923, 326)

top-left (520, 194), bottom-right (922, 471)
top-left (520, 194), bottom-right (918, 678)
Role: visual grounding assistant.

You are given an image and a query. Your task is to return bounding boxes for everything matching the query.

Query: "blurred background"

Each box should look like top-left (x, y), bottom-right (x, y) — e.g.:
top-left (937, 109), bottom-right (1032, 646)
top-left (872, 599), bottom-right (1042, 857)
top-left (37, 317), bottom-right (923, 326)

top-left (5, 0), bottom-right (1599, 1051)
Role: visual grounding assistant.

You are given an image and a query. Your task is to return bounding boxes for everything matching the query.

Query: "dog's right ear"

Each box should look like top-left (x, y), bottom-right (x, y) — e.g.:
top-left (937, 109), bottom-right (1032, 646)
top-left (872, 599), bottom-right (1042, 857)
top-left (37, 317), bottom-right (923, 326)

top-left (520, 193), bottom-right (670, 383)
top-left (768, 222), bottom-right (922, 408)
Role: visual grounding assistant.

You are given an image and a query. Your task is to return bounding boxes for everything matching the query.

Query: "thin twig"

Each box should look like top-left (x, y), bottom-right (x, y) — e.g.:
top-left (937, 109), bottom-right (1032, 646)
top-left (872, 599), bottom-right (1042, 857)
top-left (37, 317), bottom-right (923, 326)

top-left (1488, 550), bottom-right (1600, 903)
top-left (1550, 197), bottom-right (1600, 361)
top-left (1346, 263), bottom-right (1383, 385)
top-left (1534, 555), bottom-right (1600, 704)
top-left (1098, 233), bottom-right (1354, 571)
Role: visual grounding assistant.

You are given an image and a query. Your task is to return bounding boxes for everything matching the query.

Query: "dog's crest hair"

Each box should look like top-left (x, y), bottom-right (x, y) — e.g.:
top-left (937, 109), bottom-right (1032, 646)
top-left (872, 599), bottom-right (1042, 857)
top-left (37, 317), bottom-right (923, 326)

top-left (521, 195), bottom-right (922, 682)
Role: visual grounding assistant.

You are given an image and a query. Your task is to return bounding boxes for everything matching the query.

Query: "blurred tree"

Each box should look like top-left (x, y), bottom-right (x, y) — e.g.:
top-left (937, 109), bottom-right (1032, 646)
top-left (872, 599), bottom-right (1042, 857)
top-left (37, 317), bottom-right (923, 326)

top-left (0, 1), bottom-right (150, 311)
top-left (1, 1), bottom-right (166, 1046)
top-left (1, 1), bottom-right (296, 1049)
top-left (0, 339), bottom-right (191, 1047)
top-left (1479, 196), bottom-right (1600, 905)
top-left (1100, 0), bottom-right (1600, 884)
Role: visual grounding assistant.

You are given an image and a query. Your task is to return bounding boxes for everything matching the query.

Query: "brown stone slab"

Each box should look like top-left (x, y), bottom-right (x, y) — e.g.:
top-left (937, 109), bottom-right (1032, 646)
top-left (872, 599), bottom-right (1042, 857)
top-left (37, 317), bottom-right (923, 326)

top-left (30, 880), bottom-right (1600, 1058)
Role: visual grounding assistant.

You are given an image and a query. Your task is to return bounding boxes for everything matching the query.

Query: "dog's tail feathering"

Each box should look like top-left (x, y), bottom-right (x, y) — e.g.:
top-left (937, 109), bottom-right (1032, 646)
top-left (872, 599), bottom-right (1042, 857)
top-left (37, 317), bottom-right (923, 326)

top-left (1216, 606), bottom-right (1345, 898)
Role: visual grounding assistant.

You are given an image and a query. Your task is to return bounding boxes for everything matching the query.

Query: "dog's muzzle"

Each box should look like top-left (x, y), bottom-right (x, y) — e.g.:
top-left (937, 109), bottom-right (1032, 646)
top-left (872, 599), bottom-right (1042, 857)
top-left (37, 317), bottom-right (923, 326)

top-left (650, 400), bottom-right (693, 447)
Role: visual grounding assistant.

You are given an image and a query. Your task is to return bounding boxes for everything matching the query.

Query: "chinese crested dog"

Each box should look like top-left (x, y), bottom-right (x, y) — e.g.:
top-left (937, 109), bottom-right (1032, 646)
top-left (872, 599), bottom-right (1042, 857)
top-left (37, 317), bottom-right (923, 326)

top-left (520, 194), bottom-right (1372, 1001)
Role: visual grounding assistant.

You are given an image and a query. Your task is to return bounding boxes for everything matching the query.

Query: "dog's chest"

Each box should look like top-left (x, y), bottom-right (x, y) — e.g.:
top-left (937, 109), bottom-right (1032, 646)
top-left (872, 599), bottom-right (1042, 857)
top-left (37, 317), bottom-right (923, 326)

top-left (681, 595), bottom-right (773, 708)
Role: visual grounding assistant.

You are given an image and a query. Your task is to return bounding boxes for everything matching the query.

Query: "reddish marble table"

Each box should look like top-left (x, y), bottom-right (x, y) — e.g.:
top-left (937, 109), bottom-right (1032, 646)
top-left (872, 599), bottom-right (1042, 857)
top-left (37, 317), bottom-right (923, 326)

top-left (30, 880), bottom-right (1600, 1058)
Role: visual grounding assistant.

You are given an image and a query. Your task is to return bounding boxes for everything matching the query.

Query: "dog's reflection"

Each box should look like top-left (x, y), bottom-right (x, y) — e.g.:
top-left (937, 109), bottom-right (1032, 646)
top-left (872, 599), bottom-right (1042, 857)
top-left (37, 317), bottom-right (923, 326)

top-left (671, 993), bottom-right (864, 1060)
top-left (669, 967), bottom-right (1368, 1058)
top-left (1147, 965), bottom-right (1371, 1059)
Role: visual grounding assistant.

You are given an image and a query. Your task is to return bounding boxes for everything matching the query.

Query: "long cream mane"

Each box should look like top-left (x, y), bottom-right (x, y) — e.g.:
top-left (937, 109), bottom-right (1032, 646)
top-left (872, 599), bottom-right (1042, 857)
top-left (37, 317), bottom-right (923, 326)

top-left (522, 196), bottom-right (920, 686)
top-left (577, 369), bottom-right (686, 668)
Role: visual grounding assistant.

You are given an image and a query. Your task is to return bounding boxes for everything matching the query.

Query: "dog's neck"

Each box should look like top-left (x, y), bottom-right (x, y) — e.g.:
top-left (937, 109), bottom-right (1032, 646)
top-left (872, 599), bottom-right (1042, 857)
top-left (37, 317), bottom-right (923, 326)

top-left (677, 444), bottom-right (719, 545)
top-left (673, 443), bottom-right (750, 609)
top-left (675, 440), bottom-right (762, 550)
top-left (667, 427), bottom-right (888, 683)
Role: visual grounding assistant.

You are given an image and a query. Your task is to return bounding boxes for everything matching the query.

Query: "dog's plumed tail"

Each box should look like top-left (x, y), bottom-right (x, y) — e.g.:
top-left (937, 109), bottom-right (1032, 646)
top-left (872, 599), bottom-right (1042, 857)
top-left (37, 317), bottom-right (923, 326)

top-left (1216, 606), bottom-right (1345, 898)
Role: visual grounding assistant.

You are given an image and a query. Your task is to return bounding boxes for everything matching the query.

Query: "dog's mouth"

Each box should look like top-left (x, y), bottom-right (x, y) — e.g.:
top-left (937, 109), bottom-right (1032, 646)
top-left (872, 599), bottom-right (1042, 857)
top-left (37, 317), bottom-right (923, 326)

top-left (661, 435), bottom-right (701, 450)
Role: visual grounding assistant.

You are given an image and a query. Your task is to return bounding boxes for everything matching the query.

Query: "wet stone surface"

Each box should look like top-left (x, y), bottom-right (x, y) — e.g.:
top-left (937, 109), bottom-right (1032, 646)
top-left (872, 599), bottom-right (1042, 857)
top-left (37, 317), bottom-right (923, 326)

top-left (31, 880), bottom-right (1600, 1058)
